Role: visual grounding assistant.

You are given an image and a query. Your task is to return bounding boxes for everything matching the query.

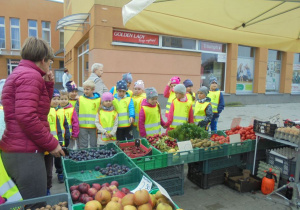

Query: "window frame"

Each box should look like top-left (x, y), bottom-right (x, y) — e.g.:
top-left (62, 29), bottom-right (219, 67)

top-left (0, 17), bottom-right (5, 49)
top-left (42, 21), bottom-right (51, 46)
top-left (28, 20), bottom-right (38, 38)
top-left (10, 18), bottom-right (20, 50)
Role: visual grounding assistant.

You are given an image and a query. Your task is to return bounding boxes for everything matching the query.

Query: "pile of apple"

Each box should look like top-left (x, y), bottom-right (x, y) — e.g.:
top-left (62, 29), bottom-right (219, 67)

top-left (70, 181), bottom-right (175, 210)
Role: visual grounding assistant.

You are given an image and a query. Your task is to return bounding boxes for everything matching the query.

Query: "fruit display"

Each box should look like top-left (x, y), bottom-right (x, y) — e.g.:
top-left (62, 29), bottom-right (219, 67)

top-left (65, 148), bottom-right (118, 161)
top-left (190, 139), bottom-right (224, 149)
top-left (119, 142), bottom-right (152, 158)
top-left (33, 202), bottom-right (68, 210)
top-left (210, 134), bottom-right (229, 144)
top-left (274, 126), bottom-right (300, 142)
top-left (225, 125), bottom-right (256, 141)
top-left (168, 123), bottom-right (209, 141)
top-left (147, 134), bottom-right (178, 153)
top-left (98, 163), bottom-right (131, 176)
top-left (69, 180), bottom-right (175, 210)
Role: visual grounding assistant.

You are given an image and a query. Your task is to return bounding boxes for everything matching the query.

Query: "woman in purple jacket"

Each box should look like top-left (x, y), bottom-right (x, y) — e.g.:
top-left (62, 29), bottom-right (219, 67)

top-left (0, 37), bottom-right (65, 202)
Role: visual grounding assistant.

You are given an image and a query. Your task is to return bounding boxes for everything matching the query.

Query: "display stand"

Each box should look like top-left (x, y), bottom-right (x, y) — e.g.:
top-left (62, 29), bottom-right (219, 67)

top-left (253, 133), bottom-right (300, 207)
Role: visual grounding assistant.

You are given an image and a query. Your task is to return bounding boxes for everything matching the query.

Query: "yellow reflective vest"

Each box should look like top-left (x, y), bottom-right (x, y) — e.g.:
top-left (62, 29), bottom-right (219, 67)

top-left (99, 109), bottom-right (117, 141)
top-left (64, 107), bottom-right (75, 135)
top-left (112, 86), bottom-right (133, 97)
top-left (69, 99), bottom-right (77, 107)
top-left (207, 90), bottom-right (220, 113)
top-left (78, 96), bottom-right (101, 128)
top-left (165, 91), bottom-right (176, 115)
top-left (142, 105), bottom-right (161, 137)
top-left (194, 101), bottom-right (210, 123)
top-left (48, 108), bottom-right (59, 140)
top-left (132, 93), bottom-right (146, 127)
top-left (0, 153), bottom-right (22, 202)
top-left (113, 97), bottom-right (131, 128)
top-left (56, 109), bottom-right (66, 140)
top-left (170, 99), bottom-right (192, 129)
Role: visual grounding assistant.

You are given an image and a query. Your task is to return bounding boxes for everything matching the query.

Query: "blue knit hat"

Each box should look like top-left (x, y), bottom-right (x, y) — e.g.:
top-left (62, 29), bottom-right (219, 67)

top-left (53, 89), bottom-right (60, 98)
top-left (116, 80), bottom-right (128, 91)
top-left (209, 76), bottom-right (218, 85)
top-left (183, 79), bottom-right (193, 87)
top-left (66, 81), bottom-right (78, 92)
top-left (122, 73), bottom-right (132, 83)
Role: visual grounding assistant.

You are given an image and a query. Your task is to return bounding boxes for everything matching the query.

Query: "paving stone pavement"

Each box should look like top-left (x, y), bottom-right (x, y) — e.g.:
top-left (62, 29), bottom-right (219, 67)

top-left (52, 103), bottom-right (299, 210)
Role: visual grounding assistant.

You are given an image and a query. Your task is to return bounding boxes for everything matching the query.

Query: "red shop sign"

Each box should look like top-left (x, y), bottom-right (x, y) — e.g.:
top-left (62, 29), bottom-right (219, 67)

top-left (201, 41), bottom-right (223, 52)
top-left (113, 30), bottom-right (159, 46)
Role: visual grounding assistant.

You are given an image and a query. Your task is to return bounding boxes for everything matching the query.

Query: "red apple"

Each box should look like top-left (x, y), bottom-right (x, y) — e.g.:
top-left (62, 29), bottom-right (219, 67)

top-left (78, 183), bottom-right (90, 194)
top-left (88, 188), bottom-right (98, 198)
top-left (121, 187), bottom-right (131, 195)
top-left (110, 181), bottom-right (119, 188)
top-left (71, 189), bottom-right (80, 201)
top-left (112, 188), bottom-right (119, 195)
top-left (101, 183), bottom-right (110, 188)
top-left (83, 196), bottom-right (93, 204)
top-left (109, 185), bottom-right (118, 192)
top-left (69, 185), bottom-right (78, 192)
top-left (92, 183), bottom-right (101, 191)
top-left (113, 190), bottom-right (126, 199)
top-left (79, 193), bottom-right (89, 203)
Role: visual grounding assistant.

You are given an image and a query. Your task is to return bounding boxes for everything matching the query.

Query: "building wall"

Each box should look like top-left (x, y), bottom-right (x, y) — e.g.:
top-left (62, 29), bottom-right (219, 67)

top-left (0, 0), bottom-right (64, 79)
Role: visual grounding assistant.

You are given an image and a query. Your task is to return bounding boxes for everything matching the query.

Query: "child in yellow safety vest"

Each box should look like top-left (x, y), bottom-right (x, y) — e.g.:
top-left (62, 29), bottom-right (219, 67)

top-left (95, 92), bottom-right (118, 145)
top-left (194, 86), bottom-right (213, 131)
top-left (183, 79), bottom-right (196, 106)
top-left (132, 80), bottom-right (146, 138)
top-left (66, 81), bottom-right (79, 107)
top-left (110, 73), bottom-right (133, 97)
top-left (59, 90), bottom-right (79, 150)
top-left (112, 80), bottom-right (135, 141)
top-left (165, 84), bottom-right (194, 134)
top-left (75, 80), bottom-right (101, 149)
top-left (139, 87), bottom-right (166, 137)
top-left (207, 76), bottom-right (225, 132)
top-left (45, 89), bottom-right (70, 194)
top-left (164, 76), bottom-right (181, 117)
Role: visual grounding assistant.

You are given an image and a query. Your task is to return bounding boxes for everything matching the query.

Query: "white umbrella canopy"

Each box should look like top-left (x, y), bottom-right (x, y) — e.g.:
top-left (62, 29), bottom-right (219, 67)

top-left (122, 0), bottom-right (300, 52)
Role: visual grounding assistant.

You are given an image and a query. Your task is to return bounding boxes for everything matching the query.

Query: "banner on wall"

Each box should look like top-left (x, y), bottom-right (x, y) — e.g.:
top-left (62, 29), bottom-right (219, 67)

top-left (292, 64), bottom-right (300, 93)
top-left (266, 61), bottom-right (281, 91)
top-left (113, 30), bottom-right (159, 46)
top-left (236, 57), bottom-right (254, 93)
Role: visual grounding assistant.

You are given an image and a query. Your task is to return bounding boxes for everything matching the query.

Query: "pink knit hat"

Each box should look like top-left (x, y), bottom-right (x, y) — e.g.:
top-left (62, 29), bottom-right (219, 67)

top-left (134, 80), bottom-right (145, 90)
top-left (170, 76), bottom-right (181, 85)
top-left (101, 92), bottom-right (114, 101)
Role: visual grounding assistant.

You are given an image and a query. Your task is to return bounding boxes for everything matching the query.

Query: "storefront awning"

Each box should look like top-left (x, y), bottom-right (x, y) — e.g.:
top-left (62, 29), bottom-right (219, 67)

top-left (56, 13), bottom-right (90, 31)
top-left (122, 0), bottom-right (300, 52)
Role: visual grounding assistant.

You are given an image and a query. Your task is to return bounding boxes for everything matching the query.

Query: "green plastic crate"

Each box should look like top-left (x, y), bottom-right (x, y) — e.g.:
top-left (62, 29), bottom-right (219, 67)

top-left (66, 167), bottom-right (157, 207)
top-left (167, 148), bottom-right (201, 166)
top-left (199, 144), bottom-right (228, 161)
top-left (0, 193), bottom-right (71, 210)
top-left (228, 140), bottom-right (253, 155)
top-left (62, 153), bottom-right (137, 181)
top-left (62, 143), bottom-right (122, 162)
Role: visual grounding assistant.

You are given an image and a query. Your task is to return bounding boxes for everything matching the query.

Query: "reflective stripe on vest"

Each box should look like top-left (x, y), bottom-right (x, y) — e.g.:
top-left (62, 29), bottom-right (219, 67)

top-left (48, 108), bottom-right (58, 140)
top-left (113, 97), bottom-right (131, 127)
top-left (165, 91), bottom-right (176, 114)
top-left (56, 109), bottom-right (66, 139)
top-left (64, 107), bottom-right (75, 135)
top-left (170, 99), bottom-right (192, 129)
top-left (99, 109), bottom-right (117, 141)
top-left (78, 96), bottom-right (101, 128)
top-left (0, 154), bottom-right (22, 202)
top-left (207, 90), bottom-right (220, 113)
top-left (69, 99), bottom-right (77, 107)
top-left (132, 93), bottom-right (146, 127)
top-left (194, 101), bottom-right (210, 123)
top-left (143, 105), bottom-right (161, 137)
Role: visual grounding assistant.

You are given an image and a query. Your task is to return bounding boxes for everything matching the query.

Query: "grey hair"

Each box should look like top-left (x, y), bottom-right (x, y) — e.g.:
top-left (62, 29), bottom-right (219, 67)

top-left (91, 63), bottom-right (103, 73)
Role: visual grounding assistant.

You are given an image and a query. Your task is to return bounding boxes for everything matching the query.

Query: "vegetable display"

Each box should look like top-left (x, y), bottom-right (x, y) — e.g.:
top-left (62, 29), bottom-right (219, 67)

top-left (225, 125), bottom-right (256, 141)
top-left (168, 123), bottom-right (209, 141)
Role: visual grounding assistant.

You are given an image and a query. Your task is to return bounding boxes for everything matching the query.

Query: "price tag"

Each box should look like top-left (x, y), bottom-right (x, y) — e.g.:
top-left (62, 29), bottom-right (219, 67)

top-left (269, 114), bottom-right (284, 127)
top-left (177, 141), bottom-right (193, 152)
top-left (229, 134), bottom-right (241, 143)
top-left (153, 181), bottom-right (176, 207)
top-left (231, 118), bottom-right (241, 129)
top-left (131, 175), bottom-right (152, 193)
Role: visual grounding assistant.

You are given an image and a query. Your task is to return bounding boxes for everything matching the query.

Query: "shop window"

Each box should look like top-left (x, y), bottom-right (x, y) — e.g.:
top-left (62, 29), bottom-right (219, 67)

top-left (0, 17), bottom-right (5, 49)
top-left (292, 53), bottom-right (300, 93)
top-left (7, 59), bottom-right (20, 75)
top-left (10, 18), bottom-right (20, 49)
top-left (266, 50), bottom-right (282, 93)
top-left (236, 46), bottom-right (255, 93)
top-left (162, 36), bottom-right (196, 50)
top-left (42, 21), bottom-right (51, 46)
top-left (78, 40), bottom-right (89, 86)
top-left (28, 20), bottom-right (37, 38)
top-left (59, 61), bottom-right (64, 69)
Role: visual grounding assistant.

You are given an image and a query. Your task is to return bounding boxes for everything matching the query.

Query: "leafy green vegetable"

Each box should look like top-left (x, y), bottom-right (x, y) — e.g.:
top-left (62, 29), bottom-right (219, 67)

top-left (168, 123), bottom-right (208, 141)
